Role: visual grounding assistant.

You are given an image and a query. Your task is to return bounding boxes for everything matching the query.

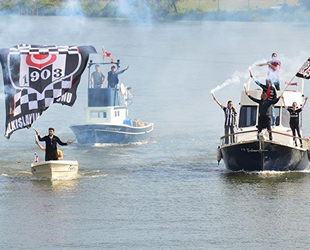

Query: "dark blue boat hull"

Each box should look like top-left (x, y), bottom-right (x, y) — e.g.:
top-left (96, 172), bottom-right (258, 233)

top-left (70, 123), bottom-right (153, 144)
top-left (221, 140), bottom-right (310, 171)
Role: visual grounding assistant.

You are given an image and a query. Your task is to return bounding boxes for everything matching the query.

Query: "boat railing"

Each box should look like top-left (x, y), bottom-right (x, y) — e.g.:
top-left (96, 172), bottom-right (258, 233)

top-left (220, 129), bottom-right (309, 148)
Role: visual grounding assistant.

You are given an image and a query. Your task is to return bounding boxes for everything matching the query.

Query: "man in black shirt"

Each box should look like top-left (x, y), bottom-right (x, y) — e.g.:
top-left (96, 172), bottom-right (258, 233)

top-left (36, 128), bottom-right (72, 161)
top-left (250, 70), bottom-right (277, 125)
top-left (107, 65), bottom-right (129, 88)
top-left (245, 91), bottom-right (280, 140)
top-left (282, 96), bottom-right (308, 147)
top-left (250, 71), bottom-right (277, 101)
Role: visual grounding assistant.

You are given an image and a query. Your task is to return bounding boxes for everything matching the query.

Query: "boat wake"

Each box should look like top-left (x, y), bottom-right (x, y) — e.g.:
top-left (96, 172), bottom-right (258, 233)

top-left (93, 139), bottom-right (155, 147)
top-left (243, 169), bottom-right (310, 176)
top-left (78, 170), bottom-right (108, 179)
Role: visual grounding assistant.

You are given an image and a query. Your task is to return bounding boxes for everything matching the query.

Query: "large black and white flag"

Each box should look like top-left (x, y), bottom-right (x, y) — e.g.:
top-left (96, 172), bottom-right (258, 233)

top-left (296, 57), bottom-right (310, 79)
top-left (0, 44), bottom-right (96, 138)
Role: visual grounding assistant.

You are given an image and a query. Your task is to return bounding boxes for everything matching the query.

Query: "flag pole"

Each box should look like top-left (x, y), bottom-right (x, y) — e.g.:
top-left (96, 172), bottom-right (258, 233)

top-left (282, 74), bottom-right (296, 93)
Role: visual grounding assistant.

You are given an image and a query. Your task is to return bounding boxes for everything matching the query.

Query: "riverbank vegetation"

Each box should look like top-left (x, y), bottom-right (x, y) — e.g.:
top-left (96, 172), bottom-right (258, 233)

top-left (0, 0), bottom-right (308, 22)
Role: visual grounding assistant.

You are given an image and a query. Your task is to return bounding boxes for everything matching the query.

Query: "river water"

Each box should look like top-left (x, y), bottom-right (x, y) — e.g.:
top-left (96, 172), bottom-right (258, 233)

top-left (1, 15), bottom-right (310, 249)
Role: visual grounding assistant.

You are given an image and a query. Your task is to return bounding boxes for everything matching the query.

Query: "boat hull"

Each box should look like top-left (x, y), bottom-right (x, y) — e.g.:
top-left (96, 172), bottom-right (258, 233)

top-left (221, 140), bottom-right (310, 171)
top-left (70, 123), bottom-right (154, 144)
top-left (31, 160), bottom-right (79, 180)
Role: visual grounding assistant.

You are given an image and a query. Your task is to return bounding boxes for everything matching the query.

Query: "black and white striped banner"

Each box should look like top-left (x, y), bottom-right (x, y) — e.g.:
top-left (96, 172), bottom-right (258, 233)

top-left (0, 44), bottom-right (96, 138)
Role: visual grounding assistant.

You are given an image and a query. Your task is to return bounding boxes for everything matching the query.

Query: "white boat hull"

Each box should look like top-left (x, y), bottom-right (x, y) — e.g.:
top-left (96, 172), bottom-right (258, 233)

top-left (31, 160), bottom-right (79, 180)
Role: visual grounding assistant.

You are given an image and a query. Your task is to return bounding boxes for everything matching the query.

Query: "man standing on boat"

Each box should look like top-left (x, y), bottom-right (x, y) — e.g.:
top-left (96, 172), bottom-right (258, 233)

top-left (90, 64), bottom-right (105, 88)
top-left (35, 128), bottom-right (72, 161)
top-left (35, 140), bottom-right (64, 160)
top-left (249, 70), bottom-right (277, 125)
top-left (282, 96), bottom-right (308, 147)
top-left (245, 91), bottom-right (280, 141)
top-left (212, 94), bottom-right (237, 144)
top-left (256, 53), bottom-right (281, 90)
top-left (107, 65), bottom-right (129, 88)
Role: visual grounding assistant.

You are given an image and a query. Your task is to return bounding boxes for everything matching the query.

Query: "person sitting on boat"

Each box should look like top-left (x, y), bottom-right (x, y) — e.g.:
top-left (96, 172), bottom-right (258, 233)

top-left (249, 70), bottom-right (277, 125)
top-left (245, 91), bottom-right (280, 141)
top-left (212, 94), bottom-right (237, 144)
top-left (35, 139), bottom-right (64, 160)
top-left (107, 65), bottom-right (129, 88)
top-left (282, 96), bottom-right (308, 147)
top-left (35, 128), bottom-right (72, 161)
top-left (90, 64), bottom-right (105, 88)
top-left (256, 52), bottom-right (281, 90)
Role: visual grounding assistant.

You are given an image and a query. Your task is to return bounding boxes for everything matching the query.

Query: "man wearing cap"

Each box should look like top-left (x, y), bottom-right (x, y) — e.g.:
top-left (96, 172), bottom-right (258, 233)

top-left (107, 65), bottom-right (129, 88)
top-left (90, 64), bottom-right (105, 88)
top-left (36, 128), bottom-right (72, 161)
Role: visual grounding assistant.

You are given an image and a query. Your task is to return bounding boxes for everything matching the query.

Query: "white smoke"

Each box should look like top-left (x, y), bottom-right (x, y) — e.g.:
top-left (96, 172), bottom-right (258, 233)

top-left (117, 0), bottom-right (152, 23)
top-left (57, 0), bottom-right (85, 16)
top-left (210, 53), bottom-right (310, 95)
top-left (210, 70), bottom-right (249, 94)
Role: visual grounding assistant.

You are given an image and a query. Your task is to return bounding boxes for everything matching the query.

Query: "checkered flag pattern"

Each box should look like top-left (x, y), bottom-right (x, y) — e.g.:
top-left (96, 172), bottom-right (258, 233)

top-left (10, 44), bottom-right (79, 55)
top-left (0, 44), bottom-right (96, 138)
top-left (296, 57), bottom-right (310, 79)
top-left (13, 79), bottom-right (72, 116)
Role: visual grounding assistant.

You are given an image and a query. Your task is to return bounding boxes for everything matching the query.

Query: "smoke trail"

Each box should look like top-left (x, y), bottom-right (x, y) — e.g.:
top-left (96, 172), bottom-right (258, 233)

top-left (117, 0), bottom-right (152, 23)
top-left (57, 0), bottom-right (85, 16)
top-left (210, 53), bottom-right (310, 95)
top-left (210, 58), bottom-right (278, 94)
top-left (210, 70), bottom-right (248, 94)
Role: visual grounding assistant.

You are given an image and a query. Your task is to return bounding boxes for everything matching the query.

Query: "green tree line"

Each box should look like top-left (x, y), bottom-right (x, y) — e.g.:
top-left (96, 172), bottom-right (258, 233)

top-left (0, 0), bottom-right (183, 18)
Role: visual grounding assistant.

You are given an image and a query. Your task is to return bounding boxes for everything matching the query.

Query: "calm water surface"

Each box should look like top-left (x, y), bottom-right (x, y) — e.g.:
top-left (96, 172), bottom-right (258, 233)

top-left (0, 16), bottom-right (310, 249)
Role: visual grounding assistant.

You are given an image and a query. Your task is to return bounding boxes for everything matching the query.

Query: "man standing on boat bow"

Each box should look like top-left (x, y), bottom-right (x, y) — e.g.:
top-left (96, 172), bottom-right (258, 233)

top-left (35, 128), bottom-right (72, 161)
top-left (282, 96), bottom-right (308, 147)
top-left (212, 94), bottom-right (237, 144)
top-left (245, 91), bottom-right (280, 141)
top-left (249, 70), bottom-right (277, 125)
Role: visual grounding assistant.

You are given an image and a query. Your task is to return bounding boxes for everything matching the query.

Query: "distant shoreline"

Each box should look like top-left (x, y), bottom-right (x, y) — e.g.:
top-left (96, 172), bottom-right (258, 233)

top-left (0, 1), bottom-right (309, 22)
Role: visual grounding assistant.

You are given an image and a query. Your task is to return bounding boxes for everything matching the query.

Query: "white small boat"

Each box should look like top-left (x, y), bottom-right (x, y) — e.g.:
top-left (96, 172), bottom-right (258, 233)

top-left (31, 160), bottom-right (79, 180)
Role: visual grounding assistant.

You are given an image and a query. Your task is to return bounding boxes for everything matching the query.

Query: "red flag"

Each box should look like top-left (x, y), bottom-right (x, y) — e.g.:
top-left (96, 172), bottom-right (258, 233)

top-left (102, 47), bottom-right (111, 60)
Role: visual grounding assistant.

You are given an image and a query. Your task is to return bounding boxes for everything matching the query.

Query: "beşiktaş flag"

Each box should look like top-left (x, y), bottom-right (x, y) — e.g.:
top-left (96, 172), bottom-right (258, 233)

top-left (0, 44), bottom-right (96, 138)
top-left (296, 57), bottom-right (310, 79)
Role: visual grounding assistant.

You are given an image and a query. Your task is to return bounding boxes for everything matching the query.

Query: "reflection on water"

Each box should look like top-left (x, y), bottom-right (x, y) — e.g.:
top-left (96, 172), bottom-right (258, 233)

top-left (31, 179), bottom-right (78, 193)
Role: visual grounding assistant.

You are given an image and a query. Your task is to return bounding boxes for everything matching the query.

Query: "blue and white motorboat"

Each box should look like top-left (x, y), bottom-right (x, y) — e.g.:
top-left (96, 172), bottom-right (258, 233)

top-left (70, 60), bottom-right (154, 144)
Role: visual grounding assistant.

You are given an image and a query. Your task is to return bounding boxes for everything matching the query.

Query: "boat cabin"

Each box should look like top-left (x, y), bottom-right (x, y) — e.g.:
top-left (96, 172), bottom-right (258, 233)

top-left (228, 78), bottom-right (307, 147)
top-left (239, 90), bottom-right (303, 129)
top-left (85, 60), bottom-right (131, 126)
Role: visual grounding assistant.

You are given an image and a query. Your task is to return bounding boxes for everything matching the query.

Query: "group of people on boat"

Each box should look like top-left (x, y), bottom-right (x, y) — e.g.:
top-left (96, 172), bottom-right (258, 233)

top-left (90, 64), bottom-right (129, 89)
top-left (213, 53), bottom-right (308, 147)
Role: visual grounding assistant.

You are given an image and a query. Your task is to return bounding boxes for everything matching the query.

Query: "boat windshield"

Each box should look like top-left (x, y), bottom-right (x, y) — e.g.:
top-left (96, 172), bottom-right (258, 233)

top-left (239, 106), bottom-right (292, 128)
top-left (239, 106), bottom-right (257, 128)
top-left (274, 107), bottom-right (280, 126)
